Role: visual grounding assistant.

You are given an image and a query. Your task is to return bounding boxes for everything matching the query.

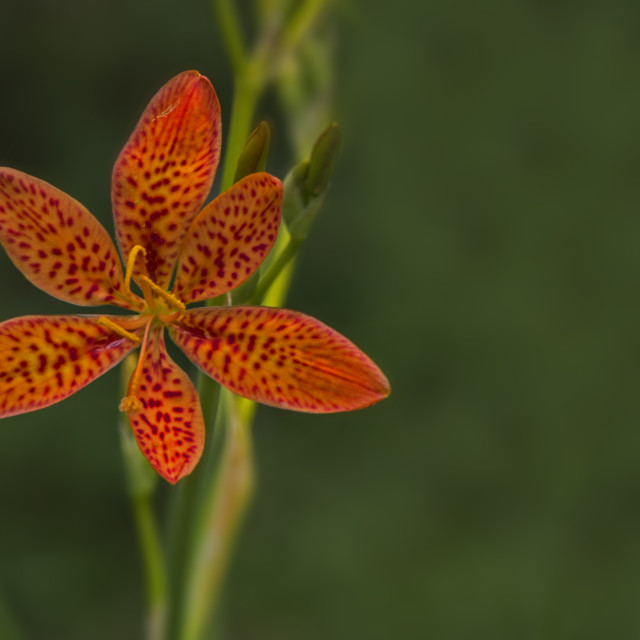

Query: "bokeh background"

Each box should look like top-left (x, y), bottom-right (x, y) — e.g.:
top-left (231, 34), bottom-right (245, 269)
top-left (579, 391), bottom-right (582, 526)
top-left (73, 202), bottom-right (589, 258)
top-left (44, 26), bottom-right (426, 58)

top-left (1, 0), bottom-right (640, 638)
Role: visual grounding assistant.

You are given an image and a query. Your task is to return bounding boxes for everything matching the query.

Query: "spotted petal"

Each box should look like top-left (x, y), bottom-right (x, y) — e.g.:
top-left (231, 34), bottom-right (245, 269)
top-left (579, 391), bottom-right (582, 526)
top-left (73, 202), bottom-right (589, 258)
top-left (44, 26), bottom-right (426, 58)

top-left (169, 307), bottom-right (390, 413)
top-left (112, 70), bottom-right (222, 289)
top-left (0, 315), bottom-right (139, 418)
top-left (0, 169), bottom-right (137, 309)
top-left (173, 173), bottom-right (282, 304)
top-left (123, 327), bottom-right (204, 484)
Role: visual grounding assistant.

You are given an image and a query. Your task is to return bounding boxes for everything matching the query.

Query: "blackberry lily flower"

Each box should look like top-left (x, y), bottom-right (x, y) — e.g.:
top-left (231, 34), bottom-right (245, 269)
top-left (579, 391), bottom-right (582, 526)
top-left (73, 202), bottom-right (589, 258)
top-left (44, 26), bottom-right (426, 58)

top-left (0, 71), bottom-right (389, 483)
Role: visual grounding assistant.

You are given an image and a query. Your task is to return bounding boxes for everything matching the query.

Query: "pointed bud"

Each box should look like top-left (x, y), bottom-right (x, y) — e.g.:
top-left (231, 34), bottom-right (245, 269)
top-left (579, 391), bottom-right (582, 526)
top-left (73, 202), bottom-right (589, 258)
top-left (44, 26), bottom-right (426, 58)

top-left (282, 123), bottom-right (340, 240)
top-left (304, 122), bottom-right (339, 201)
top-left (234, 121), bottom-right (271, 182)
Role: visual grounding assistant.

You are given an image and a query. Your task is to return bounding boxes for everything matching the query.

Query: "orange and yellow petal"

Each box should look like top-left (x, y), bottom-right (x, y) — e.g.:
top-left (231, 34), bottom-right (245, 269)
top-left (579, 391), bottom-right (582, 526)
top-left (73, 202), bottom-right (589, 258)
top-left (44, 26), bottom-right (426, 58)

top-left (0, 315), bottom-right (140, 418)
top-left (112, 70), bottom-right (222, 290)
top-left (172, 173), bottom-right (282, 304)
top-left (169, 307), bottom-right (390, 413)
top-left (0, 169), bottom-right (139, 309)
top-left (122, 327), bottom-right (204, 484)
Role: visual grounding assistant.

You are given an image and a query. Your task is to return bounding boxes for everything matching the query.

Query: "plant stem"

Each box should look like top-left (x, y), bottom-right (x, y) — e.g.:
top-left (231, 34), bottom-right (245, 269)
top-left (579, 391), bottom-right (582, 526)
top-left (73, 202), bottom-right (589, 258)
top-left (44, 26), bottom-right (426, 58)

top-left (250, 233), bottom-right (301, 304)
top-left (133, 494), bottom-right (168, 640)
top-left (283, 0), bottom-right (328, 51)
top-left (220, 72), bottom-right (263, 192)
top-left (165, 366), bottom-right (228, 640)
top-left (211, 0), bottom-right (246, 76)
top-left (179, 391), bottom-right (254, 640)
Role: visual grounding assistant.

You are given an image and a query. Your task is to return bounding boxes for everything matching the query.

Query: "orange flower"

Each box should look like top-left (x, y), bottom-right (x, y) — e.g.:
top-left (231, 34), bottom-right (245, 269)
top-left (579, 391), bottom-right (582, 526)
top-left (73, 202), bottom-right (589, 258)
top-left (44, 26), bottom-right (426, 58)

top-left (0, 71), bottom-right (389, 483)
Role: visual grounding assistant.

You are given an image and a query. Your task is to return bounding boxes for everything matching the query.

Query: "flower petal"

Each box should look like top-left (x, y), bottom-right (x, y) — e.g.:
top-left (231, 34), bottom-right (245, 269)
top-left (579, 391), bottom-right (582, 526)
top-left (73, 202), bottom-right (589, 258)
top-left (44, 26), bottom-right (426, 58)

top-left (169, 307), bottom-right (390, 413)
top-left (123, 327), bottom-right (204, 484)
top-left (172, 173), bottom-right (282, 304)
top-left (0, 169), bottom-right (138, 309)
top-left (0, 315), bottom-right (139, 418)
top-left (112, 70), bottom-right (222, 289)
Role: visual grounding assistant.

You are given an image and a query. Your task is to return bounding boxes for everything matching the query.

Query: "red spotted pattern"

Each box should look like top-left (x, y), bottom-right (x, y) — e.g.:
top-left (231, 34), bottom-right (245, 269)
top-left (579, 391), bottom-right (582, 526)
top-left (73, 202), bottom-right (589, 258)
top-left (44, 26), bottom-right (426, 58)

top-left (169, 307), bottom-right (390, 413)
top-left (0, 315), bottom-right (139, 418)
top-left (0, 169), bottom-right (137, 309)
top-left (173, 173), bottom-right (282, 304)
top-left (112, 70), bottom-right (222, 289)
top-left (0, 69), bottom-right (389, 484)
top-left (123, 327), bottom-right (204, 484)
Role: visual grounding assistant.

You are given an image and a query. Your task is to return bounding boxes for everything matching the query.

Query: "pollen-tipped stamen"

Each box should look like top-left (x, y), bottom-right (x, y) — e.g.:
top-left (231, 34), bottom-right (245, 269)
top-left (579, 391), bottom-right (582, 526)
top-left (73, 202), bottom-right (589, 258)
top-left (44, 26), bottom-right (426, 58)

top-left (139, 275), bottom-right (186, 312)
top-left (119, 395), bottom-right (143, 413)
top-left (97, 316), bottom-right (141, 343)
top-left (124, 244), bottom-right (148, 296)
top-left (120, 317), bottom-right (153, 414)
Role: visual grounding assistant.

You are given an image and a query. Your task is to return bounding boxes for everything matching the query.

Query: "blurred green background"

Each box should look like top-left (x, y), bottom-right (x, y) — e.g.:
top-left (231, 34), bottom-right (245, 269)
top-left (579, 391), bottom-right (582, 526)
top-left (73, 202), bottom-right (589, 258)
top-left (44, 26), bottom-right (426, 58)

top-left (2, 0), bottom-right (640, 638)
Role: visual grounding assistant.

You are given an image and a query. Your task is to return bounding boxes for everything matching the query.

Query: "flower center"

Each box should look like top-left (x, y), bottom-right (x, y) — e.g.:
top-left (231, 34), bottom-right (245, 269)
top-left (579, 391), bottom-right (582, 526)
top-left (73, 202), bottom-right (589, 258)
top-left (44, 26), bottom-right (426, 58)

top-left (102, 244), bottom-right (189, 414)
top-left (124, 244), bottom-right (185, 320)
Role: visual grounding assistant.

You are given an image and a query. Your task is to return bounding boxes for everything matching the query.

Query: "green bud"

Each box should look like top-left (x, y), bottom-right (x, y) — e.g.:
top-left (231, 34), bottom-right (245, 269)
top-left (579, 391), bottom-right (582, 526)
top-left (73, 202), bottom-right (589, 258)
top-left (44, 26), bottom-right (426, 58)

top-left (282, 123), bottom-right (340, 240)
top-left (304, 122), bottom-right (339, 201)
top-left (234, 121), bottom-right (271, 182)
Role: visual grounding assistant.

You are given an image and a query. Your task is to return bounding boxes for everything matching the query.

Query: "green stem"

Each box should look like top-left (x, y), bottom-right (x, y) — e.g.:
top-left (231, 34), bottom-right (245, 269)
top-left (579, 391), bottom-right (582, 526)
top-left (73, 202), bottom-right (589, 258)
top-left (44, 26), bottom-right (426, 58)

top-left (179, 391), bottom-right (254, 640)
top-left (133, 495), bottom-right (168, 640)
top-left (220, 72), bottom-right (263, 192)
top-left (282, 0), bottom-right (328, 51)
top-left (165, 379), bottom-right (221, 640)
top-left (211, 0), bottom-right (246, 75)
top-left (250, 234), bottom-right (301, 304)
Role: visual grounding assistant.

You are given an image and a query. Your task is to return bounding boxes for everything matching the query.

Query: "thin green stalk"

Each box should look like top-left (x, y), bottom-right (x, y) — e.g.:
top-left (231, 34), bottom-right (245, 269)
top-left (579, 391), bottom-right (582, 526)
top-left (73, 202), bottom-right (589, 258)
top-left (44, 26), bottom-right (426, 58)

top-left (261, 253), bottom-right (296, 308)
top-left (165, 379), bottom-right (222, 640)
top-left (132, 495), bottom-right (168, 640)
top-left (212, 0), bottom-right (246, 75)
top-left (250, 234), bottom-right (301, 304)
top-left (178, 391), bottom-right (254, 640)
top-left (219, 73), bottom-right (263, 192)
top-left (283, 0), bottom-right (328, 51)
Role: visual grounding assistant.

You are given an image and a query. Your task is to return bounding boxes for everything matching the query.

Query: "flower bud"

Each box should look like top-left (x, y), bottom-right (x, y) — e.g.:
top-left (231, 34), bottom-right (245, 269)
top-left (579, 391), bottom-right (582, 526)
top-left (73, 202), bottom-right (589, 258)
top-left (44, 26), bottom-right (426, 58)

top-left (282, 123), bottom-right (340, 240)
top-left (234, 121), bottom-right (271, 182)
top-left (304, 122), bottom-right (339, 200)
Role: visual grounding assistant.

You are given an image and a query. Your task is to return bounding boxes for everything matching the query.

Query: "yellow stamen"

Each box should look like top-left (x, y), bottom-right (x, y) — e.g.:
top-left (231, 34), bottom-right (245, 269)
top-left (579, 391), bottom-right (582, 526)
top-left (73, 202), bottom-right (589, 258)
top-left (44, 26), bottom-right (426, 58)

top-left (124, 244), bottom-right (147, 296)
top-left (98, 316), bottom-right (141, 342)
top-left (120, 318), bottom-right (153, 414)
top-left (139, 275), bottom-right (186, 312)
